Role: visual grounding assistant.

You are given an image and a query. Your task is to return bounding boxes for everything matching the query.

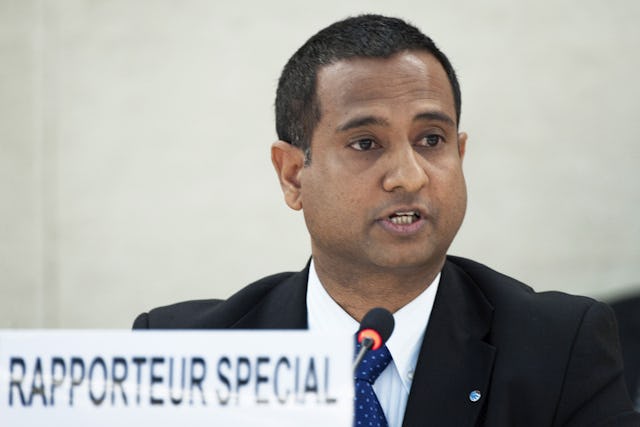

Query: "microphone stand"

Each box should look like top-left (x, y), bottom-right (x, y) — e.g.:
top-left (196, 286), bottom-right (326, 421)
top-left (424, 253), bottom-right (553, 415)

top-left (352, 337), bottom-right (374, 373)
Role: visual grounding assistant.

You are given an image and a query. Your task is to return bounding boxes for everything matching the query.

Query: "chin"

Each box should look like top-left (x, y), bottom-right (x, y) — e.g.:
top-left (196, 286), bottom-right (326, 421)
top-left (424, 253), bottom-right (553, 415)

top-left (372, 252), bottom-right (444, 271)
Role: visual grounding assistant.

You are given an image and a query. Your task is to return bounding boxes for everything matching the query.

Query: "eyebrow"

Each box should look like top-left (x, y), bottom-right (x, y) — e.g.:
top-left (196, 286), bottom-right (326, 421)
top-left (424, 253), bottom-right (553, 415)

top-left (336, 110), bottom-right (455, 133)
top-left (414, 111), bottom-right (456, 127)
top-left (337, 116), bottom-right (390, 132)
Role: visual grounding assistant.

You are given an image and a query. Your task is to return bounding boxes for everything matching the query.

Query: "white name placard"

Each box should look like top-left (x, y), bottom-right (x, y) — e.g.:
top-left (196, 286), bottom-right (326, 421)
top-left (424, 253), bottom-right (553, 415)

top-left (0, 330), bottom-right (353, 426)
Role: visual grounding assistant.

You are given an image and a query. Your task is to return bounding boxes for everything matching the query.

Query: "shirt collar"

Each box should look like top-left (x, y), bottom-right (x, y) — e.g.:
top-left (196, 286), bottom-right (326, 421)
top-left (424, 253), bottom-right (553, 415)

top-left (306, 259), bottom-right (440, 391)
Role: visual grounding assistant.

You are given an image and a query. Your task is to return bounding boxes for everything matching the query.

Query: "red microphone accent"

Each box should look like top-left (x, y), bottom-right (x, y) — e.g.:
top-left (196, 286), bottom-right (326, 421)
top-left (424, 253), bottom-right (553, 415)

top-left (358, 328), bottom-right (383, 351)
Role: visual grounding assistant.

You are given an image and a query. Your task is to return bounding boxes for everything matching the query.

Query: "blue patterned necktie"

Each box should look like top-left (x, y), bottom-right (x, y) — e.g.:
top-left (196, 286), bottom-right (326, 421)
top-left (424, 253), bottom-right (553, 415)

top-left (354, 340), bottom-right (392, 427)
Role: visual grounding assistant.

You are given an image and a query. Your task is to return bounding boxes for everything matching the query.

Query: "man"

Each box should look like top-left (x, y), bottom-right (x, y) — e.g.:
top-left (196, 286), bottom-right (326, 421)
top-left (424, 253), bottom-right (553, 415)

top-left (133, 15), bottom-right (639, 426)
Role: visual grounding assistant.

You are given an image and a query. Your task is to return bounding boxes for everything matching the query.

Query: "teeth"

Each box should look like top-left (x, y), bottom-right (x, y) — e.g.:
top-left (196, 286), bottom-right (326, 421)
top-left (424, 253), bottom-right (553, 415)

top-left (391, 216), bottom-right (413, 225)
top-left (389, 211), bottom-right (419, 225)
top-left (394, 211), bottom-right (415, 216)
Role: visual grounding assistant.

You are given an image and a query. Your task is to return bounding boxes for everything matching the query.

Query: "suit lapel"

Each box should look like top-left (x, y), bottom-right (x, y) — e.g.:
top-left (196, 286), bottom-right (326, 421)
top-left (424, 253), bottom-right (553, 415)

top-left (231, 265), bottom-right (310, 329)
top-left (402, 259), bottom-right (496, 427)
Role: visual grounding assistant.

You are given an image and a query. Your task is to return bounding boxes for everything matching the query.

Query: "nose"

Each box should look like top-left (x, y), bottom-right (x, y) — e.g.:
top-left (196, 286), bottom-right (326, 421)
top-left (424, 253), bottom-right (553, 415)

top-left (381, 145), bottom-right (429, 193)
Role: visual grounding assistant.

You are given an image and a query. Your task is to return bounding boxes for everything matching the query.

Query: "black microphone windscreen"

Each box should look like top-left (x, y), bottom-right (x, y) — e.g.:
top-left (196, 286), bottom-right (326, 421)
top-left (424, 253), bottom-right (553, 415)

top-left (359, 307), bottom-right (395, 344)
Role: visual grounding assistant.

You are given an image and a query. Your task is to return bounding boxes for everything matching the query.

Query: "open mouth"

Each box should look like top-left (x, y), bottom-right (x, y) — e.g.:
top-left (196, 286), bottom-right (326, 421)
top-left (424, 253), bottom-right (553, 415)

top-left (389, 211), bottom-right (421, 225)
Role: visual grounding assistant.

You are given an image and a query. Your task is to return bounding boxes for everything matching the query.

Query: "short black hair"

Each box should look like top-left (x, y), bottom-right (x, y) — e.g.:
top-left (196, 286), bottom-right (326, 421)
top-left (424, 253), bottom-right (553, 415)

top-left (275, 14), bottom-right (461, 157)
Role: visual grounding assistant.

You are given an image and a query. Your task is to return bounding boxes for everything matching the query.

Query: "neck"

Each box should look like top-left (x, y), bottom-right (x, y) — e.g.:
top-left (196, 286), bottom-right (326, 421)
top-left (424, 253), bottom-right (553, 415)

top-left (312, 255), bottom-right (444, 322)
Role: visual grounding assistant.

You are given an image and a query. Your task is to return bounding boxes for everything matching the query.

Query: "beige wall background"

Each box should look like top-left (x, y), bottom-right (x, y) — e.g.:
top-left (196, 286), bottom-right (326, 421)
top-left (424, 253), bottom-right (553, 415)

top-left (1, 0), bottom-right (639, 328)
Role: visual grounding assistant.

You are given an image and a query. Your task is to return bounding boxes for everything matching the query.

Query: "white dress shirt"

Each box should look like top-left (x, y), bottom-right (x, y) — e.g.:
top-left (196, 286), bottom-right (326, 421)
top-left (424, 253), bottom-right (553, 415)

top-left (306, 260), bottom-right (440, 427)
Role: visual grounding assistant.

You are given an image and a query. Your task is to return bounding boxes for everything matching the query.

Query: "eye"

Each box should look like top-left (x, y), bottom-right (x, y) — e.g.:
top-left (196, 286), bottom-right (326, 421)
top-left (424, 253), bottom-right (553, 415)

top-left (418, 134), bottom-right (444, 147)
top-left (349, 138), bottom-right (380, 151)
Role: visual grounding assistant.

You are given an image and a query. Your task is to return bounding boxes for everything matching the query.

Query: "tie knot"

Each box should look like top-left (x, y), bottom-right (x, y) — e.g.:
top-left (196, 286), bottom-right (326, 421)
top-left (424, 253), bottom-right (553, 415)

top-left (354, 341), bottom-right (392, 383)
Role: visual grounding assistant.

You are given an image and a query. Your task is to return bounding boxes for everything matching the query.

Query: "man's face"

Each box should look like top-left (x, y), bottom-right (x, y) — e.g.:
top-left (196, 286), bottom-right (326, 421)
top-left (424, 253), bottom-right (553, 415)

top-left (274, 50), bottom-right (467, 275)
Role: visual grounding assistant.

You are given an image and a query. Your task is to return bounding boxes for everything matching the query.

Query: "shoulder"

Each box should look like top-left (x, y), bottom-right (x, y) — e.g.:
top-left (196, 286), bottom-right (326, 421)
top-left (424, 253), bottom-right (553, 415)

top-left (611, 293), bottom-right (640, 326)
top-left (444, 255), bottom-right (614, 364)
top-left (132, 270), bottom-right (300, 329)
top-left (446, 255), bottom-right (599, 323)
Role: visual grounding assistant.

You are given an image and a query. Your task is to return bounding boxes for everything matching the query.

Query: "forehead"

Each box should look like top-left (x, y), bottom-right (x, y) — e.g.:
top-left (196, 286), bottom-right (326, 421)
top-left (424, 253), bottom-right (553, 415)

top-left (315, 50), bottom-right (456, 124)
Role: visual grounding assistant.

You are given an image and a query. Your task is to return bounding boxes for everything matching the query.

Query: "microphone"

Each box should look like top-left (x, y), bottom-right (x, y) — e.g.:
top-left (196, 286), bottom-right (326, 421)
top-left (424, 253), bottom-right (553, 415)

top-left (353, 307), bottom-right (395, 373)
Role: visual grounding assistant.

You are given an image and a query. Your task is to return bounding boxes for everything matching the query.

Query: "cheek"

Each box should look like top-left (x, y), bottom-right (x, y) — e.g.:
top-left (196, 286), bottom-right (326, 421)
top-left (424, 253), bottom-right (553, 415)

top-left (300, 168), bottom-right (371, 231)
top-left (431, 164), bottom-right (467, 212)
top-left (446, 171), bottom-right (468, 223)
top-left (299, 171), bottom-right (342, 225)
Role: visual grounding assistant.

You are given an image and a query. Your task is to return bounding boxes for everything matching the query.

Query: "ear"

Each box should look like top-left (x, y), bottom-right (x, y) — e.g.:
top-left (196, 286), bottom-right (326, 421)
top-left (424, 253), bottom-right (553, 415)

top-left (271, 140), bottom-right (305, 211)
top-left (457, 132), bottom-right (467, 161)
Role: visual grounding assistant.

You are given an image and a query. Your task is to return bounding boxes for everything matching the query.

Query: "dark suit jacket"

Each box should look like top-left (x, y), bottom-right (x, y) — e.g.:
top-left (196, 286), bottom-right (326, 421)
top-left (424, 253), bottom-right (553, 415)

top-left (133, 256), bottom-right (639, 426)
top-left (611, 294), bottom-right (640, 409)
